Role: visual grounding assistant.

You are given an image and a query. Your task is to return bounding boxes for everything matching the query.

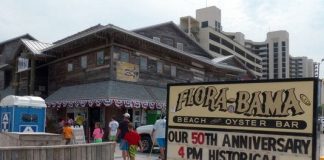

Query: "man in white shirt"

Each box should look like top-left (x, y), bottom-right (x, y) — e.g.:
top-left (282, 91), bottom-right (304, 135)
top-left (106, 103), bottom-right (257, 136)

top-left (152, 114), bottom-right (166, 160)
top-left (109, 116), bottom-right (119, 141)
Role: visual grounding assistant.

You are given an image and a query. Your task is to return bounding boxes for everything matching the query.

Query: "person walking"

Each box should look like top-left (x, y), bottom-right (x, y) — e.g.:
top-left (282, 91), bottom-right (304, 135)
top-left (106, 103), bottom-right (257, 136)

top-left (109, 116), bottom-right (119, 141)
top-left (63, 122), bottom-right (73, 145)
top-left (116, 113), bottom-right (131, 160)
top-left (124, 123), bottom-right (143, 160)
top-left (152, 114), bottom-right (166, 160)
top-left (93, 122), bottom-right (104, 143)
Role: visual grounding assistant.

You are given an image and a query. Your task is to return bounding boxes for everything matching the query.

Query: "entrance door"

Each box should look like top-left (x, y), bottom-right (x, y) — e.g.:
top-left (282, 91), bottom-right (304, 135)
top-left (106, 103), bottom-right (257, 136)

top-left (88, 107), bottom-right (101, 142)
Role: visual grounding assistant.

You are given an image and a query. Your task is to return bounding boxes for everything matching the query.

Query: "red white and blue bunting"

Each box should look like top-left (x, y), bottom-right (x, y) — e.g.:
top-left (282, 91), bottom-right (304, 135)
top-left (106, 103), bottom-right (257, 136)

top-left (46, 98), bottom-right (166, 110)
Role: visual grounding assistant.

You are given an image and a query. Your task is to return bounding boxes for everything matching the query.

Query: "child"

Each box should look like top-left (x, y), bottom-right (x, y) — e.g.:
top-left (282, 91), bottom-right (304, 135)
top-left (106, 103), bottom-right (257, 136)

top-left (63, 122), bottom-right (73, 145)
top-left (124, 123), bottom-right (143, 160)
top-left (93, 122), bottom-right (104, 143)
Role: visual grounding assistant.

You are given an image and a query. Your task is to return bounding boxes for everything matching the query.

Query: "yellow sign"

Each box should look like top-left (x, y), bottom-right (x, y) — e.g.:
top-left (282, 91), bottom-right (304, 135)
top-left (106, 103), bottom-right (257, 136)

top-left (167, 79), bottom-right (319, 160)
top-left (116, 61), bottom-right (139, 82)
top-left (168, 80), bottom-right (314, 134)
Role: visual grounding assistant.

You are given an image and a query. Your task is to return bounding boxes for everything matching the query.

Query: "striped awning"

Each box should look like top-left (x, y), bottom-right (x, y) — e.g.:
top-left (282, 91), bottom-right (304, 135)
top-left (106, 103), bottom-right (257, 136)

top-left (45, 80), bottom-right (166, 110)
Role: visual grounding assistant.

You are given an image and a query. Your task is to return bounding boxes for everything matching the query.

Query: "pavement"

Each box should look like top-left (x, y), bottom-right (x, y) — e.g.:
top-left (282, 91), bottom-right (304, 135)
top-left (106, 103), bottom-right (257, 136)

top-left (114, 147), bottom-right (159, 160)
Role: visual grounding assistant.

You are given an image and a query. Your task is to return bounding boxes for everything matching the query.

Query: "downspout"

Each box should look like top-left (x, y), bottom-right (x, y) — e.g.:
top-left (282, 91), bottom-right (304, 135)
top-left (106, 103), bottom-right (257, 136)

top-left (29, 55), bottom-right (35, 95)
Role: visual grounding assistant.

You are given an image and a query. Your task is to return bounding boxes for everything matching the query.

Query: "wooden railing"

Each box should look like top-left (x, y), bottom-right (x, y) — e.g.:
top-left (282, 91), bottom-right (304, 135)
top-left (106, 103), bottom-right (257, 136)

top-left (0, 142), bottom-right (115, 160)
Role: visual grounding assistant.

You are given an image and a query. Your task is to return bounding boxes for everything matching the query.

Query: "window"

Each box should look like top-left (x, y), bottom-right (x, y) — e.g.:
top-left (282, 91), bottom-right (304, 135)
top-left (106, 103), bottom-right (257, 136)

top-left (209, 44), bottom-right (220, 53)
top-left (81, 56), bottom-right (87, 69)
top-left (153, 37), bottom-right (160, 42)
top-left (201, 21), bottom-right (208, 28)
top-left (209, 33), bottom-right (220, 43)
top-left (164, 64), bottom-right (171, 75)
top-left (274, 42), bottom-right (278, 47)
top-left (157, 62), bottom-right (163, 74)
top-left (177, 43), bottom-right (183, 51)
top-left (120, 52), bottom-right (129, 62)
top-left (171, 65), bottom-right (176, 77)
top-left (140, 56), bottom-right (147, 71)
top-left (96, 51), bottom-right (104, 65)
top-left (67, 63), bottom-right (73, 72)
top-left (282, 41), bottom-right (286, 46)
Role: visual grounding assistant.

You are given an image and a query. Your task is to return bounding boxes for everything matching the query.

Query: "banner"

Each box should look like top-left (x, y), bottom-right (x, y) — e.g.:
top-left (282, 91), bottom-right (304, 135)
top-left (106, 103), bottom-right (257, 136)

top-left (116, 61), bottom-right (139, 82)
top-left (166, 79), bottom-right (319, 160)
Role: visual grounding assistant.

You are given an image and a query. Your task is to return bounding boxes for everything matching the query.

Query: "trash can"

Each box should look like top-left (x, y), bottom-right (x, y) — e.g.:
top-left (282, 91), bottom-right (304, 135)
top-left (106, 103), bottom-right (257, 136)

top-left (0, 95), bottom-right (46, 132)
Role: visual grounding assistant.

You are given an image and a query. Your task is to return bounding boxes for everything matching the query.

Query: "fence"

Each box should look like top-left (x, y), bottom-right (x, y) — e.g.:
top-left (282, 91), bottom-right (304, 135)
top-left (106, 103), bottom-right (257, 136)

top-left (0, 142), bottom-right (114, 160)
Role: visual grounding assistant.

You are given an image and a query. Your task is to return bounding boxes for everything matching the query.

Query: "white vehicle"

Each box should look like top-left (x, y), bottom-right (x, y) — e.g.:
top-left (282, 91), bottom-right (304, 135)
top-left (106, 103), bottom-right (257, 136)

top-left (319, 117), bottom-right (324, 133)
top-left (136, 125), bottom-right (155, 153)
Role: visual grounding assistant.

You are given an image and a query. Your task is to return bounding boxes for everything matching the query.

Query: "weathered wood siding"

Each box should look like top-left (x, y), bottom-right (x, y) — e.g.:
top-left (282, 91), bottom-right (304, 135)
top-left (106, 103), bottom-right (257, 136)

top-left (48, 47), bottom-right (111, 94)
top-left (0, 142), bottom-right (114, 160)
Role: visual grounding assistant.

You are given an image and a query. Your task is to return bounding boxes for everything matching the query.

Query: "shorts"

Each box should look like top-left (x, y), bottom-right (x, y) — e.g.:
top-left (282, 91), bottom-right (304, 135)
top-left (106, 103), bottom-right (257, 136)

top-left (128, 145), bottom-right (137, 158)
top-left (156, 138), bottom-right (165, 148)
top-left (109, 135), bottom-right (116, 141)
top-left (119, 139), bottom-right (129, 151)
top-left (94, 139), bottom-right (102, 143)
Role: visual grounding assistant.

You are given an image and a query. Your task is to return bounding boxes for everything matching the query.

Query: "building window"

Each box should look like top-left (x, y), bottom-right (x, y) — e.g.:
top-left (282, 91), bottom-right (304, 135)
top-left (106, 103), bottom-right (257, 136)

top-left (209, 33), bottom-right (220, 43)
top-left (209, 44), bottom-right (220, 53)
top-left (120, 52), bottom-right (129, 62)
top-left (140, 56), bottom-right (147, 71)
top-left (282, 41), bottom-right (286, 46)
top-left (171, 65), bottom-right (176, 77)
top-left (177, 43), bottom-right (183, 51)
top-left (201, 21), bottom-right (208, 28)
top-left (157, 61), bottom-right (163, 74)
top-left (81, 56), bottom-right (87, 69)
top-left (153, 37), bottom-right (160, 42)
top-left (96, 51), bottom-right (104, 65)
top-left (164, 64), bottom-right (171, 75)
top-left (67, 63), bottom-right (73, 72)
top-left (274, 42), bottom-right (278, 47)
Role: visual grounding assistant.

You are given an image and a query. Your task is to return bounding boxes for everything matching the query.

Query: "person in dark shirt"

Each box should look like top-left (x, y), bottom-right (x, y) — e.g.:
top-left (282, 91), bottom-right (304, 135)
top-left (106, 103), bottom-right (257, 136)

top-left (124, 123), bottom-right (142, 160)
top-left (116, 113), bottom-right (130, 160)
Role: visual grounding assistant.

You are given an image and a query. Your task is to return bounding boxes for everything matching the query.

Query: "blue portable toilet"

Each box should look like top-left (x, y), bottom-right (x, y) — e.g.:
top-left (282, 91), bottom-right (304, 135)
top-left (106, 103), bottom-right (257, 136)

top-left (0, 95), bottom-right (46, 133)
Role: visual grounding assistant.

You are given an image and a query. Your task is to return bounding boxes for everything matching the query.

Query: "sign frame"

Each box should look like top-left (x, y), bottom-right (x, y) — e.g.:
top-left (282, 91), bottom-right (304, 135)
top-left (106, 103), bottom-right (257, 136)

top-left (166, 78), bottom-right (320, 160)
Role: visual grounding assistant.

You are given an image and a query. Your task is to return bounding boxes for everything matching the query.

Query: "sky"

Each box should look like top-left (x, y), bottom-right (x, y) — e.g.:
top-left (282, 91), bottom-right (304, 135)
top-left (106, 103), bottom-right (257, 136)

top-left (1, 0), bottom-right (324, 73)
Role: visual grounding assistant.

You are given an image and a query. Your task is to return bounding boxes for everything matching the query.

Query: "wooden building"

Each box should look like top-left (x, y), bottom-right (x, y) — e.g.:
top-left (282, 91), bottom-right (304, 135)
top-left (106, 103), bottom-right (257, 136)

top-left (0, 22), bottom-right (255, 140)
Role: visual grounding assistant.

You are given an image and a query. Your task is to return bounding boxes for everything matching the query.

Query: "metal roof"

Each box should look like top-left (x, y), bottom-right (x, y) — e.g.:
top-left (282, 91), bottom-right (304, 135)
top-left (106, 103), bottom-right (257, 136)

top-left (21, 39), bottom-right (53, 55)
top-left (0, 64), bottom-right (10, 70)
top-left (44, 24), bottom-right (246, 73)
top-left (46, 80), bottom-right (166, 103)
top-left (0, 34), bottom-right (35, 47)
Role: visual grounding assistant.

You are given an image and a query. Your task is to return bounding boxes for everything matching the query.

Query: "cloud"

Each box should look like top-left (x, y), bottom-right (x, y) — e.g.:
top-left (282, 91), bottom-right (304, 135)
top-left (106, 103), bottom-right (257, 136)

top-left (0, 0), bottom-right (323, 62)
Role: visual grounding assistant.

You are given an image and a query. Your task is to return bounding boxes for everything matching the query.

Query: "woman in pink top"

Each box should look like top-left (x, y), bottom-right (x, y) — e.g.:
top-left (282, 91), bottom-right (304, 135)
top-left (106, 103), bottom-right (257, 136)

top-left (93, 122), bottom-right (104, 143)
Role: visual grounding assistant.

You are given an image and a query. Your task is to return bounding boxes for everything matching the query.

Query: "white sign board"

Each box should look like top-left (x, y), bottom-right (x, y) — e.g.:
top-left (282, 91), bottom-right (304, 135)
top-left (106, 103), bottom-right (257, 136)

top-left (167, 79), bottom-right (319, 160)
top-left (72, 125), bottom-right (86, 144)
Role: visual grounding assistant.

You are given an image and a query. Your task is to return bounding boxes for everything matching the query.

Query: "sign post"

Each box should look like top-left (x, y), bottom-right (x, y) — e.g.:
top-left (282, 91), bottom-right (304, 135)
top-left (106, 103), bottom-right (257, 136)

top-left (166, 79), bottom-right (319, 160)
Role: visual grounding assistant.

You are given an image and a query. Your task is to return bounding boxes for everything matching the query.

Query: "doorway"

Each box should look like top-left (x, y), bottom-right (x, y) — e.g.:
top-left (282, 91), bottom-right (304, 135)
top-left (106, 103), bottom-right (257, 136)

top-left (88, 107), bottom-right (101, 142)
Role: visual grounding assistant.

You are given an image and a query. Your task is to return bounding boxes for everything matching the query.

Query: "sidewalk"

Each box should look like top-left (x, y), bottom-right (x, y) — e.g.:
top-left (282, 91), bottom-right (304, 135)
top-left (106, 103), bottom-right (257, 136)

top-left (114, 148), bottom-right (159, 160)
